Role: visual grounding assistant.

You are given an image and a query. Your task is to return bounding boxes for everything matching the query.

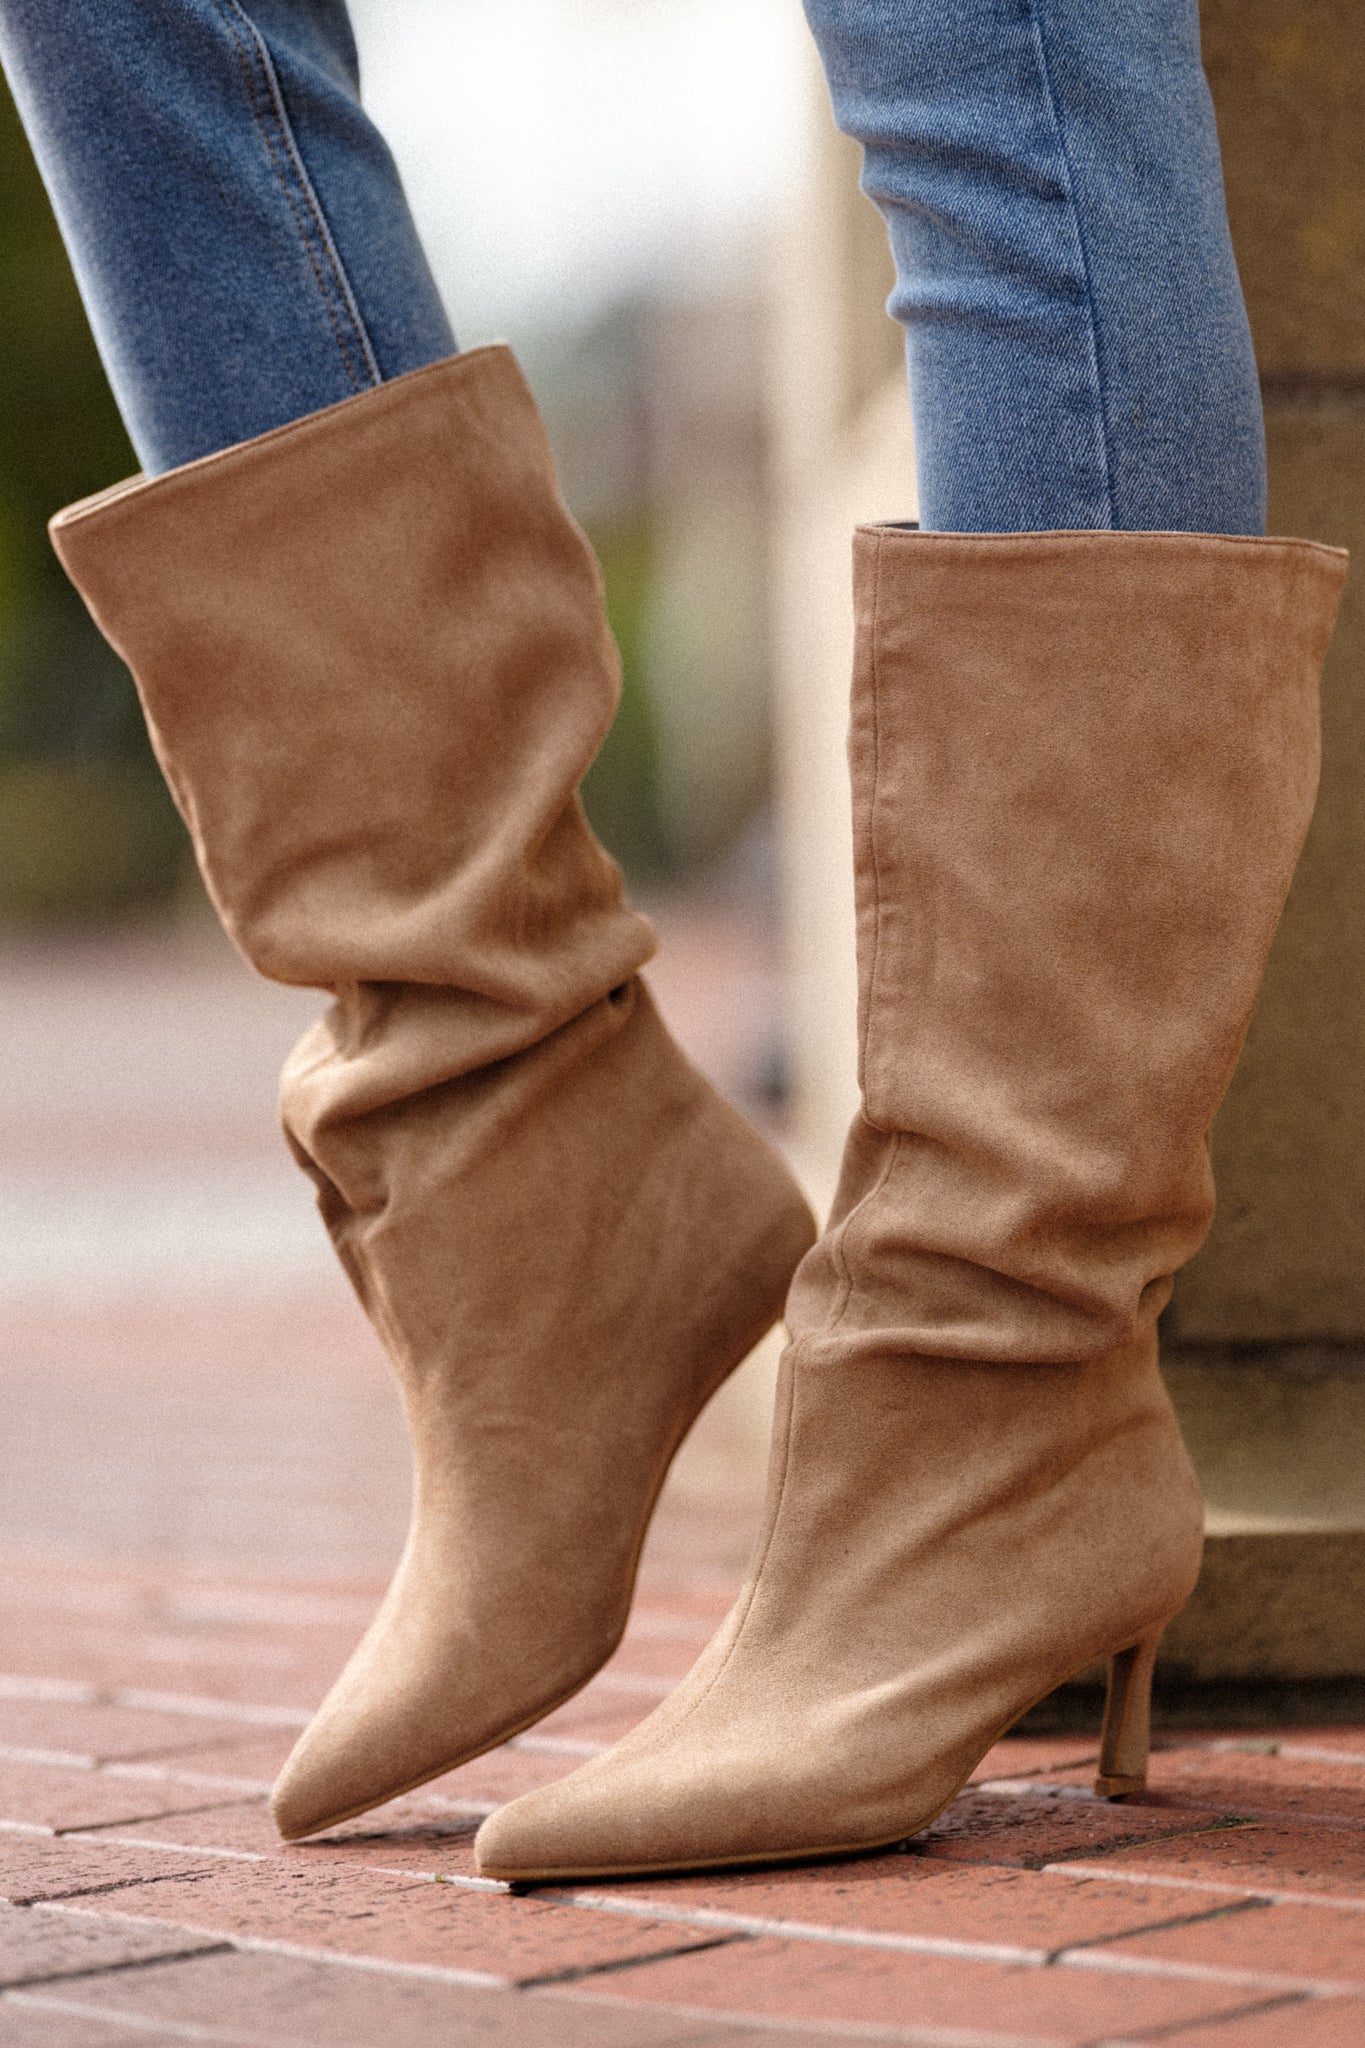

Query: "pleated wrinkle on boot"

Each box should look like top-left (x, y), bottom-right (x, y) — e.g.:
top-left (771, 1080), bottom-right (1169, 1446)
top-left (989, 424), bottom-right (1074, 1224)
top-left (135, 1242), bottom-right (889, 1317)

top-left (475, 526), bottom-right (1347, 1881)
top-left (49, 348), bottom-right (816, 1841)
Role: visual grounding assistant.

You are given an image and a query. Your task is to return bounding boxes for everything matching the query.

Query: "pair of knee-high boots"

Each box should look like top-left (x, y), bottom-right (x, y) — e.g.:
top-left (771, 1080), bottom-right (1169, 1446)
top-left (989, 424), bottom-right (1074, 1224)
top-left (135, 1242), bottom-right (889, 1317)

top-left (52, 348), bottom-right (1345, 1880)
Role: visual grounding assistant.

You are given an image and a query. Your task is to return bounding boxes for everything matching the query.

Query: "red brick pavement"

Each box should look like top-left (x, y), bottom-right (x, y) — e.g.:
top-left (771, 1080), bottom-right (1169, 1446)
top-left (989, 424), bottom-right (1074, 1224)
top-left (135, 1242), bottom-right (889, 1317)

top-left (5, 1536), bottom-right (1365, 2046)
top-left (4, 927), bottom-right (1365, 2044)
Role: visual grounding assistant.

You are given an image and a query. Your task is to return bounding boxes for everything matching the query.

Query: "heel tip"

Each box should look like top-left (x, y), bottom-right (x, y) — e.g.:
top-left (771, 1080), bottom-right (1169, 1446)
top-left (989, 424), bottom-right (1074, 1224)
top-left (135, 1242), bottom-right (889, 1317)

top-left (1094, 1772), bottom-right (1146, 1800)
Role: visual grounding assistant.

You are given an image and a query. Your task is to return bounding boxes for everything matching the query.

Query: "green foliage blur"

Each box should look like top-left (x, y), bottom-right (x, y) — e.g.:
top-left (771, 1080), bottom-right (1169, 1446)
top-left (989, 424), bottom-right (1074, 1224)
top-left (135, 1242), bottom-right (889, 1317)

top-left (579, 515), bottom-right (668, 884)
top-left (0, 76), bottom-right (189, 925)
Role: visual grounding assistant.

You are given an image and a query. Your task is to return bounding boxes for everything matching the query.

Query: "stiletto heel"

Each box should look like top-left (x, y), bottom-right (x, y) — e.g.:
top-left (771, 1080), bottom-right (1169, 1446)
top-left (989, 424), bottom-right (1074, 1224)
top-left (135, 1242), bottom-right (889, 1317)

top-left (1095, 1627), bottom-right (1164, 1798)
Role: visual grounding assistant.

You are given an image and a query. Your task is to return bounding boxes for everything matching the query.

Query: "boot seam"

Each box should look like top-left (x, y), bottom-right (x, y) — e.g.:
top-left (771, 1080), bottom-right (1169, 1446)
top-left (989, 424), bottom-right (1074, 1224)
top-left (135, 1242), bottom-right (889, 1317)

top-left (830, 531), bottom-right (902, 1337)
top-left (1022, 0), bottom-right (1118, 528)
top-left (860, 529), bottom-right (889, 1105)
top-left (824, 1124), bottom-right (901, 1338)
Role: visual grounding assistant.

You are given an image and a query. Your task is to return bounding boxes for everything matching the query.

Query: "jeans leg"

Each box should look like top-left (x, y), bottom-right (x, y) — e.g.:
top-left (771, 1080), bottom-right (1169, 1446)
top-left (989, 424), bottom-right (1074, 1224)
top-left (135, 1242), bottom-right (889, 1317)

top-left (0, 0), bottom-right (456, 473)
top-left (802, 0), bottom-right (1266, 534)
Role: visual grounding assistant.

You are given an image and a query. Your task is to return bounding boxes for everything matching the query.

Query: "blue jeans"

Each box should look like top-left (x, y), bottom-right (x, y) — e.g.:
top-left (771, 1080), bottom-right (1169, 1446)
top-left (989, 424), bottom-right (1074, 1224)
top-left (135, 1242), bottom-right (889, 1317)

top-left (0, 0), bottom-right (1264, 533)
top-left (0, 0), bottom-right (454, 475)
top-left (802, 0), bottom-right (1265, 533)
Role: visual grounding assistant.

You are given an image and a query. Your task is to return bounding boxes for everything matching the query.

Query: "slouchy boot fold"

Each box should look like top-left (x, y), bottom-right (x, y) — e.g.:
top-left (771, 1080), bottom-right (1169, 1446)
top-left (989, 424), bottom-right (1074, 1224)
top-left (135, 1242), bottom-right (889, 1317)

top-left (475, 526), bottom-right (1348, 1882)
top-left (49, 348), bottom-right (816, 1842)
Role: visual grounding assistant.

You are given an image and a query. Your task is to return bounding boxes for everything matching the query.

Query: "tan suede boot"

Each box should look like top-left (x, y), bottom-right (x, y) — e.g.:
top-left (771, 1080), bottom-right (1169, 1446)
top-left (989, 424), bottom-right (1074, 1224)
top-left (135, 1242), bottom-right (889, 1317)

top-left (475, 526), bottom-right (1347, 1881)
top-left (49, 348), bottom-right (817, 1842)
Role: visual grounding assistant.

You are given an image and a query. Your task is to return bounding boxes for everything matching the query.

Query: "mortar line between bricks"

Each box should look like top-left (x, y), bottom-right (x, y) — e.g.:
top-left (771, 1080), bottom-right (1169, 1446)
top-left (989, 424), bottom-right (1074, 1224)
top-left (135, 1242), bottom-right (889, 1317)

top-left (112, 1690), bottom-right (310, 1730)
top-left (536, 1982), bottom-right (1042, 2047)
top-left (211, 1933), bottom-right (509, 1991)
top-left (13, 1864), bottom-right (226, 1907)
top-left (0, 1677), bottom-right (95, 1706)
top-left (46, 1826), bottom-right (1362, 1983)
top-left (1044, 1893), bottom-right (1271, 1958)
top-left (1044, 1861), bottom-right (1365, 1913)
top-left (103, 1764), bottom-right (277, 1794)
top-left (54, 1799), bottom-right (263, 1838)
top-left (2, 1938), bottom-right (235, 1993)
top-left (0, 1666), bottom-right (676, 1725)
top-left (33, 1913), bottom-right (514, 1994)
top-left (48, 1835), bottom-right (272, 1869)
top-left (27, 1817), bottom-right (1365, 1995)
top-left (1058, 1946), bottom-right (1356, 1997)
top-left (72, 1826), bottom-right (506, 1886)
top-left (537, 1882), bottom-right (1334, 1984)
top-left (544, 1889), bottom-right (1048, 1965)
top-left (515, 1929), bottom-right (752, 1990)
top-left (1020, 1816), bottom-right (1263, 1867)
top-left (0, 1736), bottom-right (279, 1775)
top-left (1088, 1988), bottom-right (1324, 2047)
top-left (102, 1763), bottom-right (493, 1822)
top-left (1205, 1738), bottom-right (1365, 1768)
top-left (97, 1739), bottom-right (270, 1769)
top-left (0, 1744), bottom-right (96, 1770)
top-left (27, 1917), bottom-right (513, 1995)
top-left (0, 1674), bottom-right (310, 1728)
top-left (53, 1864), bottom-right (1345, 2005)
top-left (3, 1985), bottom-right (269, 2044)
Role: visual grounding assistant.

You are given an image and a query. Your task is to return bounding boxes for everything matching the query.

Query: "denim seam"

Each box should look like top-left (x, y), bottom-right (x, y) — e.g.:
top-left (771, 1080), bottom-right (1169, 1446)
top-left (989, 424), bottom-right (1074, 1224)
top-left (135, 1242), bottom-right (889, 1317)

top-left (1023, 0), bottom-right (1117, 528)
top-left (211, 0), bottom-right (364, 392)
top-left (209, 0), bottom-right (381, 395)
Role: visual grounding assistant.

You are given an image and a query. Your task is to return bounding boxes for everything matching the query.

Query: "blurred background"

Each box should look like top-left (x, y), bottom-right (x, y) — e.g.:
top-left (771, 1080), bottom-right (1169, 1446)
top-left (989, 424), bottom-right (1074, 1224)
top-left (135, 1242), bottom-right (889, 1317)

top-left (0, 0), bottom-right (810, 927)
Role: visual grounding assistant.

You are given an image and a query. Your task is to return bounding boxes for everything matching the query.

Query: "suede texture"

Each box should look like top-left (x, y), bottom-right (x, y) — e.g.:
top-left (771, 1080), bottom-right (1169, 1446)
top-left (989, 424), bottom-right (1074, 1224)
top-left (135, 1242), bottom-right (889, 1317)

top-left (49, 348), bottom-right (816, 1842)
top-left (475, 527), bottom-right (1347, 1881)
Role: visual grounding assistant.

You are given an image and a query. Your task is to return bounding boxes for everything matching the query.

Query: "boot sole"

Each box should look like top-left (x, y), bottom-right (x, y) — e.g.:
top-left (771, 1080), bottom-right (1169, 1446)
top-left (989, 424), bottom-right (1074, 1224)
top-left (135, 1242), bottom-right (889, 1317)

top-left (476, 1624), bottom-right (1177, 1883)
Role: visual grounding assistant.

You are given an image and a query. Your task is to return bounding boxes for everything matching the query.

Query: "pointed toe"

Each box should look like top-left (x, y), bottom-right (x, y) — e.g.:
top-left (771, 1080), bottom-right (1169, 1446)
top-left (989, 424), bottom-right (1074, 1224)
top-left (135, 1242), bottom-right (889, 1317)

top-left (270, 1769), bottom-right (344, 1844)
top-left (270, 1775), bottom-right (337, 1844)
top-left (474, 1778), bottom-right (634, 1882)
top-left (270, 1729), bottom-right (368, 1842)
top-left (269, 1690), bottom-right (434, 1843)
top-left (473, 1798), bottom-right (551, 1881)
top-left (473, 1723), bottom-right (748, 1881)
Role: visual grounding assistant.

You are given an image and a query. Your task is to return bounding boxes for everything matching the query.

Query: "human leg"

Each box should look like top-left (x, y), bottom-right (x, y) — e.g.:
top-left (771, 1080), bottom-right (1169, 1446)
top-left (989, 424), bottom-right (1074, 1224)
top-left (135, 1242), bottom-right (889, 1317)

top-left (0, 0), bottom-right (454, 471)
top-left (52, 350), bottom-right (817, 1841)
top-left (801, 0), bottom-right (1265, 534)
top-left (26, 12), bottom-right (817, 1836)
top-left (470, 4), bottom-right (1347, 1881)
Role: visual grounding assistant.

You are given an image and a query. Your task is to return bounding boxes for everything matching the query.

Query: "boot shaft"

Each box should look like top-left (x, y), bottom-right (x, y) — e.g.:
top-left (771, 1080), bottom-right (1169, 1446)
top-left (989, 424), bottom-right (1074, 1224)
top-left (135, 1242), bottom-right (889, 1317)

top-left (789, 530), bottom-right (1347, 1362)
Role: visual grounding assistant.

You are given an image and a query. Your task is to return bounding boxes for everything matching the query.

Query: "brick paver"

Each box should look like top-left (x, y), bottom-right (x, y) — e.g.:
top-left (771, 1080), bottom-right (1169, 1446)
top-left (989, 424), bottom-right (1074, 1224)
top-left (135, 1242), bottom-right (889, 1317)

top-left (558, 1858), bottom-right (1279, 1957)
top-left (1087, 1897), bottom-right (1365, 1990)
top-left (4, 1945), bottom-right (841, 2048)
top-left (38, 1856), bottom-right (738, 1986)
top-left (1059, 1822), bottom-right (1365, 1903)
top-left (0, 1756), bottom-right (252, 1834)
top-left (4, 926), bottom-right (1365, 2046)
top-left (0, 1900), bottom-right (226, 1989)
top-left (554, 1933), bottom-right (1271, 2039)
top-left (1152, 1995), bottom-right (1365, 2048)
